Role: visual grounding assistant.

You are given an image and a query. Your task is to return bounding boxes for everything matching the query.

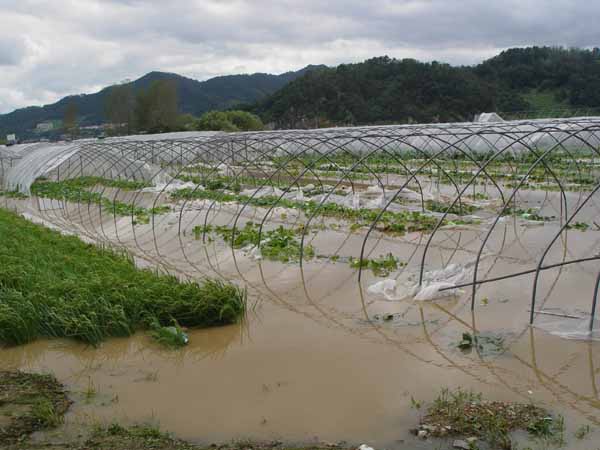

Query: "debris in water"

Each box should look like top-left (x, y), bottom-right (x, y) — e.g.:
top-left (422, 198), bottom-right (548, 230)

top-left (367, 257), bottom-right (492, 302)
top-left (357, 445), bottom-right (375, 450)
top-left (452, 440), bottom-right (470, 450)
top-left (151, 323), bottom-right (190, 347)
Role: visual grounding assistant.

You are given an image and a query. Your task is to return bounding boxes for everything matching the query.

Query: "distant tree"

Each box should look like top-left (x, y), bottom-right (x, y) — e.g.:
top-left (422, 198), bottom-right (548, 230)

top-left (134, 80), bottom-right (179, 133)
top-left (63, 101), bottom-right (79, 139)
top-left (105, 84), bottom-right (135, 135)
top-left (196, 111), bottom-right (238, 132)
top-left (227, 110), bottom-right (264, 131)
top-left (174, 114), bottom-right (198, 131)
top-left (196, 110), bottom-right (264, 132)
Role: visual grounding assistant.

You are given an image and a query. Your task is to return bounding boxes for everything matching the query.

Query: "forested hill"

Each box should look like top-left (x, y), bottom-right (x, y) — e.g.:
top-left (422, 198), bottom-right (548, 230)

top-left (476, 47), bottom-right (600, 107)
top-left (254, 47), bottom-right (600, 128)
top-left (0, 65), bottom-right (324, 137)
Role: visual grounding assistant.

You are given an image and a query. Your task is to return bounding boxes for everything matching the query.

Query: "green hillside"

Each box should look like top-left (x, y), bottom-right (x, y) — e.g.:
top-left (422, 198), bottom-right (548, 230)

top-left (255, 46), bottom-right (600, 128)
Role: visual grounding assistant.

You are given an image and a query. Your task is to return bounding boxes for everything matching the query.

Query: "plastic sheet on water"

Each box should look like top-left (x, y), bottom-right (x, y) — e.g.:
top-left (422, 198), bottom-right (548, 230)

top-left (367, 257), bottom-right (491, 302)
top-left (534, 308), bottom-right (600, 341)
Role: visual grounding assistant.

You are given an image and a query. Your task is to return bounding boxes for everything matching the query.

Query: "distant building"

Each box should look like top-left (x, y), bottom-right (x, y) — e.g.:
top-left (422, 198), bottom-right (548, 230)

top-left (36, 121), bottom-right (55, 132)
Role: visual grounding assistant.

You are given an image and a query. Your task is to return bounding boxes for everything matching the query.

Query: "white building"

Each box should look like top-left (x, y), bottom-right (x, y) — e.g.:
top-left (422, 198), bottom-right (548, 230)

top-left (36, 122), bottom-right (55, 132)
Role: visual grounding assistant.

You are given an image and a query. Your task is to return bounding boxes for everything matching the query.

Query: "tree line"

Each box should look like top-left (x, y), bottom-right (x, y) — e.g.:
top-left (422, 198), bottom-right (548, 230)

top-left (59, 80), bottom-right (265, 138)
top-left (103, 80), bottom-right (264, 135)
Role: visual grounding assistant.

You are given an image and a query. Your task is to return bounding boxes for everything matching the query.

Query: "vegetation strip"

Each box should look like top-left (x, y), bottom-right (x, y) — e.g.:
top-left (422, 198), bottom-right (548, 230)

top-left (174, 188), bottom-right (442, 234)
top-left (31, 178), bottom-right (169, 224)
top-left (0, 208), bottom-right (246, 346)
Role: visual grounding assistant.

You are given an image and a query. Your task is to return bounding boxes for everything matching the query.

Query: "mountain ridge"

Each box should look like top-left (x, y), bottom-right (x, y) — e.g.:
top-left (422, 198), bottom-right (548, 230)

top-left (0, 65), bottom-right (326, 138)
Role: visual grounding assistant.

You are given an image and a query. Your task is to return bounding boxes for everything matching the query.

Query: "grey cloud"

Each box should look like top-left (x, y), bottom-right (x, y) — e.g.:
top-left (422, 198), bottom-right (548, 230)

top-left (0, 0), bottom-right (598, 113)
top-left (0, 36), bottom-right (26, 66)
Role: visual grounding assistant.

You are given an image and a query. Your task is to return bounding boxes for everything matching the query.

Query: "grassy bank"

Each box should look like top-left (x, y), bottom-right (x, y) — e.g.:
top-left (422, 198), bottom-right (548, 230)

top-left (0, 209), bottom-right (246, 346)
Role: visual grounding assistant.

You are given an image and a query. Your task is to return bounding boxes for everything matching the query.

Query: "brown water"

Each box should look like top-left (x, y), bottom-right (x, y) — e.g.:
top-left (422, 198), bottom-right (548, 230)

top-left (2, 263), bottom-right (600, 448)
top-left (2, 190), bottom-right (600, 449)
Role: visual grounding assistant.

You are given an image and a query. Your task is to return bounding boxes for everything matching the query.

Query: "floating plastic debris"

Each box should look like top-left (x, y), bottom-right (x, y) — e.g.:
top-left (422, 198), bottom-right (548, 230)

top-left (534, 308), bottom-right (600, 341)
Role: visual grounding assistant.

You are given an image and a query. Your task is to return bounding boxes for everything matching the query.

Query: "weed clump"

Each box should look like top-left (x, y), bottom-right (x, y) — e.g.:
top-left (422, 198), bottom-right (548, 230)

top-left (457, 332), bottom-right (506, 356)
top-left (0, 209), bottom-right (246, 346)
top-left (415, 388), bottom-right (562, 450)
top-left (0, 371), bottom-right (71, 445)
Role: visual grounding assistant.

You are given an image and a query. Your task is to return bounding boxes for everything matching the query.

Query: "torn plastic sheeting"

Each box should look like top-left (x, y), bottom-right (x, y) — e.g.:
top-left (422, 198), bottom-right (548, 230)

top-left (367, 258), bottom-right (488, 302)
top-left (358, 445), bottom-right (376, 450)
top-left (534, 309), bottom-right (600, 341)
top-left (141, 181), bottom-right (198, 193)
top-left (414, 282), bottom-right (461, 301)
top-left (241, 186), bottom-right (284, 198)
top-left (240, 242), bottom-right (265, 261)
top-left (368, 277), bottom-right (463, 302)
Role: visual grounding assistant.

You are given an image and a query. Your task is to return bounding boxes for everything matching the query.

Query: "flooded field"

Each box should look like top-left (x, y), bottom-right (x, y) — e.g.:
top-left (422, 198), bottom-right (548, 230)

top-left (1, 121), bottom-right (600, 449)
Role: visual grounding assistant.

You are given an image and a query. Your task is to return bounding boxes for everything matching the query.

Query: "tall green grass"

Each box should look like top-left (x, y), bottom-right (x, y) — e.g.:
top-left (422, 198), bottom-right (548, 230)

top-left (0, 209), bottom-right (246, 346)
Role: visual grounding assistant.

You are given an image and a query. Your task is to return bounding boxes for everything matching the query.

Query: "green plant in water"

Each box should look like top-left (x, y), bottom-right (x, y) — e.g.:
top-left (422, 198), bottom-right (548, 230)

top-left (31, 398), bottom-right (63, 428)
top-left (574, 424), bottom-right (591, 439)
top-left (458, 332), bottom-right (505, 356)
top-left (566, 222), bottom-right (590, 231)
top-left (195, 222), bottom-right (315, 263)
top-left (349, 253), bottom-right (404, 277)
top-left (150, 320), bottom-right (189, 347)
top-left (527, 414), bottom-right (565, 446)
top-left (83, 376), bottom-right (96, 403)
top-left (503, 207), bottom-right (555, 222)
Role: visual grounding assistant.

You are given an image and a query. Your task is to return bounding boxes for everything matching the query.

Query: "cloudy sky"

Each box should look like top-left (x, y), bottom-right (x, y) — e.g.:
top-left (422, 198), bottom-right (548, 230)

top-left (0, 0), bottom-right (597, 114)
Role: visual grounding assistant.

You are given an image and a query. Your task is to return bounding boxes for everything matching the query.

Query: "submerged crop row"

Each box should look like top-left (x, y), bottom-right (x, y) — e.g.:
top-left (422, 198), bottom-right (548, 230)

top-left (172, 188), bottom-right (444, 234)
top-left (0, 208), bottom-right (246, 346)
top-left (193, 222), bottom-right (315, 262)
top-left (31, 179), bottom-right (170, 224)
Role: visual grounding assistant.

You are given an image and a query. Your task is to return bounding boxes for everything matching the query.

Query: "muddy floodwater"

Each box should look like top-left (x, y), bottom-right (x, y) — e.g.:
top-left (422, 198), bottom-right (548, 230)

top-left (1, 223), bottom-right (600, 448)
top-left (1, 181), bottom-right (600, 448)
